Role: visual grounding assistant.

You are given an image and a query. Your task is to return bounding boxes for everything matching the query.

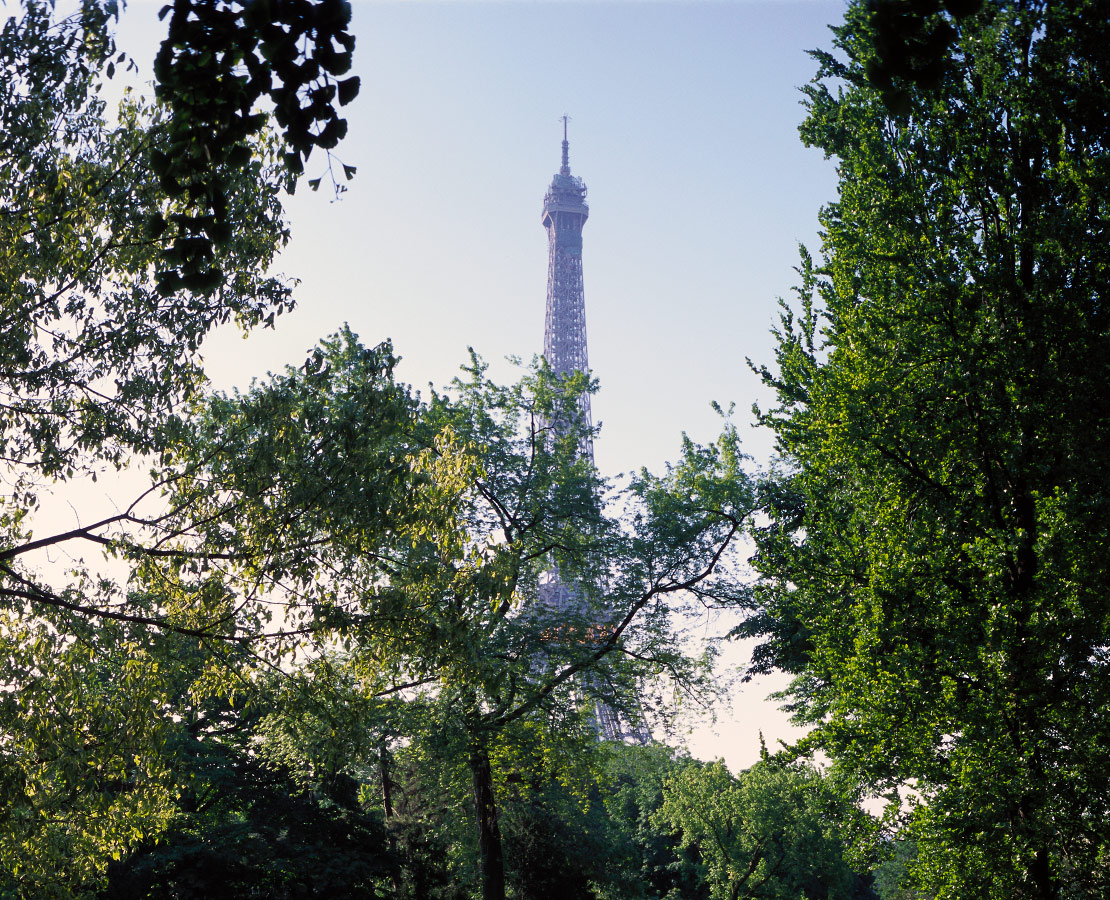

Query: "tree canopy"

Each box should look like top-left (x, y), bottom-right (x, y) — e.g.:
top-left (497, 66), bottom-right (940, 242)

top-left (659, 759), bottom-right (868, 900)
top-left (742, 1), bottom-right (1110, 898)
top-left (14, 0), bottom-right (1110, 896)
top-left (149, 331), bottom-right (754, 899)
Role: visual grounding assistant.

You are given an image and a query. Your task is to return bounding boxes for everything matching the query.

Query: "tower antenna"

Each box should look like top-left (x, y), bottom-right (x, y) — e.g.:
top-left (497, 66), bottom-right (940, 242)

top-left (560, 115), bottom-right (571, 174)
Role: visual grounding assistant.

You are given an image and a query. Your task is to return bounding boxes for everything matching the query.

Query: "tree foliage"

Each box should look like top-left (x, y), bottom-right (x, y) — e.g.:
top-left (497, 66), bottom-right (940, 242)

top-left (2, 0), bottom-right (360, 297)
top-left (151, 331), bottom-right (754, 900)
top-left (0, 2), bottom-right (364, 890)
top-left (0, 0), bottom-right (291, 482)
top-left (0, 0), bottom-right (310, 650)
top-left (151, 0), bottom-right (361, 287)
top-left (0, 3), bottom-right (877, 897)
top-left (861, 0), bottom-right (984, 113)
top-left (743, 1), bottom-right (1110, 898)
top-left (658, 760), bottom-right (865, 900)
top-left (0, 616), bottom-right (184, 897)
top-left (599, 743), bottom-right (712, 900)
top-left (102, 737), bottom-right (395, 900)
top-left (0, 0), bottom-right (361, 500)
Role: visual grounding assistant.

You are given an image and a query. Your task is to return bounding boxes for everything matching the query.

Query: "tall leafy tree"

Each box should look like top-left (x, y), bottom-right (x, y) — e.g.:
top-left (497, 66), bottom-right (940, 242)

top-left (99, 667), bottom-right (397, 900)
top-left (598, 743), bottom-right (713, 900)
top-left (158, 330), bottom-right (754, 900)
top-left (742, 2), bottom-right (1110, 898)
top-left (1, 2), bottom-right (361, 889)
top-left (0, 1), bottom-right (290, 477)
top-left (0, 614), bottom-right (185, 896)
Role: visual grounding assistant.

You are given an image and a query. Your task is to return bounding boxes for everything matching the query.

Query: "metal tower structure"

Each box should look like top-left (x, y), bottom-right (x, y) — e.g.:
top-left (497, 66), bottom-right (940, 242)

top-left (537, 121), bottom-right (650, 745)
top-left (542, 117), bottom-right (594, 459)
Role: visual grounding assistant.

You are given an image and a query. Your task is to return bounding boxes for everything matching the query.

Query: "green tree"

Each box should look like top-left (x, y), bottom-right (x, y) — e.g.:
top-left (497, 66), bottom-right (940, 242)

top-left (0, 614), bottom-right (187, 896)
top-left (0, 2), bottom-right (289, 476)
top-left (598, 743), bottom-right (712, 900)
top-left (249, 657), bottom-right (460, 899)
top-left (0, 330), bottom-right (412, 896)
top-left (1, 1), bottom-right (362, 889)
top-left (0, 581), bottom-right (346, 897)
top-left (742, 2), bottom-right (1110, 898)
top-left (872, 842), bottom-right (932, 900)
top-left (158, 331), bottom-right (754, 900)
top-left (658, 760), bottom-right (863, 900)
top-left (496, 737), bottom-right (615, 900)
top-left (99, 671), bottom-right (397, 900)
top-left (1, 0), bottom-right (362, 627)
top-left (0, 603), bottom-right (402, 898)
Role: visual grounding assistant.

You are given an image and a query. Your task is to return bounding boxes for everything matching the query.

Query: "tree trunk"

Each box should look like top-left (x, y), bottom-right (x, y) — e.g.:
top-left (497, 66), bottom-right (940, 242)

top-left (469, 738), bottom-right (506, 900)
top-left (1029, 844), bottom-right (1058, 900)
top-left (379, 742), bottom-right (403, 898)
top-left (380, 741), bottom-right (396, 820)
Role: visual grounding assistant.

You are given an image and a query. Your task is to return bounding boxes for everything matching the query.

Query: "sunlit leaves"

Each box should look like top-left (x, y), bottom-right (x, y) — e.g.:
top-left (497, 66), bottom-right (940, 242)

top-left (0, 7), bottom-right (292, 488)
top-left (659, 760), bottom-right (861, 900)
top-left (0, 613), bottom-right (204, 896)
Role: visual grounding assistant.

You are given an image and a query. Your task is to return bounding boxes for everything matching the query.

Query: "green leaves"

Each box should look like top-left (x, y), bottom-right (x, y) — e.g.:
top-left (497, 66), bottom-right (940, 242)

top-left (0, 611), bottom-right (210, 895)
top-left (659, 760), bottom-right (863, 900)
top-left (747, 2), bottom-right (1110, 897)
top-left (147, 334), bottom-right (757, 898)
top-left (862, 0), bottom-right (985, 113)
top-left (0, 7), bottom-right (293, 485)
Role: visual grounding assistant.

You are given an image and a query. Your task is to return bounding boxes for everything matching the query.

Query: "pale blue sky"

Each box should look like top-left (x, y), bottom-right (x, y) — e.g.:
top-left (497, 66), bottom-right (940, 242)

top-left (114, 0), bottom-right (846, 768)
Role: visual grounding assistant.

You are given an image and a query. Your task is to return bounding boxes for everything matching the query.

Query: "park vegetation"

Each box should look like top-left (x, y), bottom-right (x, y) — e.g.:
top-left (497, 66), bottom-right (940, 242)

top-left (1, 0), bottom-right (1107, 898)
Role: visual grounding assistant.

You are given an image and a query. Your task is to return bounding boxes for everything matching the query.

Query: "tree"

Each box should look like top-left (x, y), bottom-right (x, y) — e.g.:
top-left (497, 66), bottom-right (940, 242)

top-left (0, 612), bottom-right (189, 896)
top-left (658, 759), bottom-right (866, 900)
top-left (0, 0), bottom-right (362, 625)
top-left (1, 1), bottom-right (362, 889)
top-left (103, 766), bottom-right (395, 900)
top-left (859, 0), bottom-right (984, 114)
top-left (100, 671), bottom-right (397, 900)
top-left (155, 331), bottom-right (754, 900)
top-left (250, 657), bottom-right (465, 899)
top-left (742, 1), bottom-right (1110, 898)
top-left (498, 752), bottom-right (616, 900)
top-left (871, 841), bottom-right (932, 900)
top-left (1, 2), bottom-right (287, 477)
top-left (598, 743), bottom-right (712, 900)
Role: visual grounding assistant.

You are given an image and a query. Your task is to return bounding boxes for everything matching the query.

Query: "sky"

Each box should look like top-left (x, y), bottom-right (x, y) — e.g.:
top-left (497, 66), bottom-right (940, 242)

top-left (110, 0), bottom-right (847, 770)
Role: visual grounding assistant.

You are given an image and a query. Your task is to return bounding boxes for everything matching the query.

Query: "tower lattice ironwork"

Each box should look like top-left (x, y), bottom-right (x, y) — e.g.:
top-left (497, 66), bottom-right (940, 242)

top-left (537, 121), bottom-right (650, 745)
top-left (542, 119), bottom-right (594, 460)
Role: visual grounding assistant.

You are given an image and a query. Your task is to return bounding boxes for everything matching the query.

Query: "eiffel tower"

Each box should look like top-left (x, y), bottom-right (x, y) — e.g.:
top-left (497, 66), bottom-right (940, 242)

top-left (537, 120), bottom-right (650, 744)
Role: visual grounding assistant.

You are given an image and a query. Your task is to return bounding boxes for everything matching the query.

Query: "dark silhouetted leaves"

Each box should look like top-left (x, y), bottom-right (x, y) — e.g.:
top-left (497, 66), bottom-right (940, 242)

top-left (151, 0), bottom-right (360, 288)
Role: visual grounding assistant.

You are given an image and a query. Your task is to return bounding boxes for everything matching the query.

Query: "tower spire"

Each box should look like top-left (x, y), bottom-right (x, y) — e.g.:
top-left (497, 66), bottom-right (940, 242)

top-left (560, 114), bottom-right (571, 175)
